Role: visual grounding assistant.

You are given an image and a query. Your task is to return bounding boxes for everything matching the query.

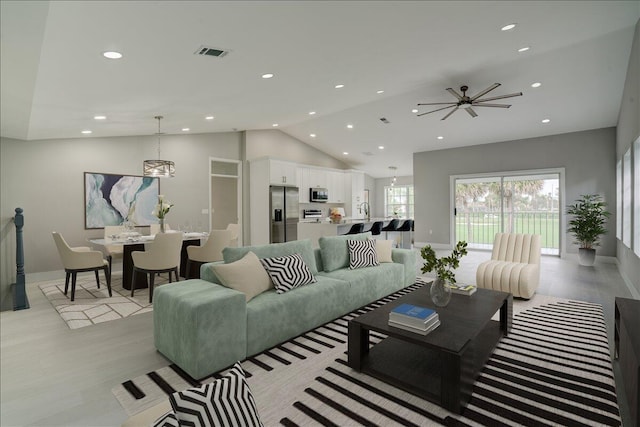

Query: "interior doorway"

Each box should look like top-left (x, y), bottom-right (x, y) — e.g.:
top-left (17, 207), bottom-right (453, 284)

top-left (453, 170), bottom-right (562, 255)
top-left (210, 158), bottom-right (242, 244)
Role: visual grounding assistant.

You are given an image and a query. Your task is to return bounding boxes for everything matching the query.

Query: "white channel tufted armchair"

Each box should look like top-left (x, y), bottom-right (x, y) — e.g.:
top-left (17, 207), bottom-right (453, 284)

top-left (476, 233), bottom-right (541, 299)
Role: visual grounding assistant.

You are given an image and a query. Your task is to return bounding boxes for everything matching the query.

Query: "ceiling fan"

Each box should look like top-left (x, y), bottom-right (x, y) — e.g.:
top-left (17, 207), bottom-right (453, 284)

top-left (417, 83), bottom-right (523, 120)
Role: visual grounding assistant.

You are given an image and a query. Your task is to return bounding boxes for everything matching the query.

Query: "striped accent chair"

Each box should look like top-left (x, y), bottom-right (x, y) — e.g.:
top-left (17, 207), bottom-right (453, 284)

top-left (476, 233), bottom-right (541, 299)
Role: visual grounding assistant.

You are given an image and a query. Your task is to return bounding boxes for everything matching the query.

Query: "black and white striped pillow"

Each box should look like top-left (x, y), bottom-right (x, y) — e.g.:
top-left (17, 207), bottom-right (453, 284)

top-left (348, 239), bottom-right (379, 269)
top-left (169, 362), bottom-right (263, 427)
top-left (260, 253), bottom-right (316, 294)
top-left (151, 411), bottom-right (179, 427)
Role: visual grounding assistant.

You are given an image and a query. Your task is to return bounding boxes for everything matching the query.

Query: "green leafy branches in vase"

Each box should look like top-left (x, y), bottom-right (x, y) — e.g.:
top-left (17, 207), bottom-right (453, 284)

top-left (420, 241), bottom-right (468, 307)
top-left (152, 195), bottom-right (174, 233)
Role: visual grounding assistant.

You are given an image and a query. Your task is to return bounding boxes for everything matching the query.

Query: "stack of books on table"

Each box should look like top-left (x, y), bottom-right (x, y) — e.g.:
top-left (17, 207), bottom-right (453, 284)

top-left (388, 303), bottom-right (440, 335)
top-left (448, 283), bottom-right (477, 295)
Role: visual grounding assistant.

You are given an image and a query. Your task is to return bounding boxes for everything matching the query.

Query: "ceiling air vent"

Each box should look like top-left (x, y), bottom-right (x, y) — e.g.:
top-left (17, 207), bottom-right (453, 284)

top-left (379, 117), bottom-right (390, 124)
top-left (194, 46), bottom-right (229, 58)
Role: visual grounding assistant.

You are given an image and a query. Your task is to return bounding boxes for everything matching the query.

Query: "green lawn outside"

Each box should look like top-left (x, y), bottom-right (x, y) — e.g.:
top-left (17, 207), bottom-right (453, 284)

top-left (455, 213), bottom-right (559, 249)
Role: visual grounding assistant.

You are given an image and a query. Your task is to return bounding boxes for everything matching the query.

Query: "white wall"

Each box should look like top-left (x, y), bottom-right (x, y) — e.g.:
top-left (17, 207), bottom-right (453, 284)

top-left (413, 127), bottom-right (617, 256)
top-left (0, 131), bottom-right (241, 309)
top-left (616, 19), bottom-right (640, 296)
top-left (373, 176), bottom-right (413, 218)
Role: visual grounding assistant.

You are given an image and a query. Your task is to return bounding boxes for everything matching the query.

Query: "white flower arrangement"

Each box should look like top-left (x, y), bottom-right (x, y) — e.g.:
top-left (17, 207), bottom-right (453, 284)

top-left (152, 195), bottom-right (174, 219)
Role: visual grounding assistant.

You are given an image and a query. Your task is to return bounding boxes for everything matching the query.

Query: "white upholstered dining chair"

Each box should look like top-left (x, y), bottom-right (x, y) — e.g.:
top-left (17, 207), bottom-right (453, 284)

top-left (52, 232), bottom-right (111, 301)
top-left (186, 229), bottom-right (234, 278)
top-left (131, 232), bottom-right (183, 303)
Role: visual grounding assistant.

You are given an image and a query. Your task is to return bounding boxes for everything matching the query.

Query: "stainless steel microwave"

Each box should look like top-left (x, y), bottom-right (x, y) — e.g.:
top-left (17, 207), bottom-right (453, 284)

top-left (310, 188), bottom-right (328, 203)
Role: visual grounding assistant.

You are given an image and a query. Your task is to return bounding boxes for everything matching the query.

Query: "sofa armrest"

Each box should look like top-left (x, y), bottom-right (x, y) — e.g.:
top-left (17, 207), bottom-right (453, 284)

top-left (154, 279), bottom-right (247, 379)
top-left (391, 248), bottom-right (417, 287)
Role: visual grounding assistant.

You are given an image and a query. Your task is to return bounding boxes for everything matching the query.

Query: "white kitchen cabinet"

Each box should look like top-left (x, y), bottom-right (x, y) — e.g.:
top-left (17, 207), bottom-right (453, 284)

top-left (345, 171), bottom-right (365, 218)
top-left (269, 160), bottom-right (297, 185)
top-left (297, 167), bottom-right (310, 202)
top-left (308, 168), bottom-right (327, 189)
top-left (327, 170), bottom-right (345, 203)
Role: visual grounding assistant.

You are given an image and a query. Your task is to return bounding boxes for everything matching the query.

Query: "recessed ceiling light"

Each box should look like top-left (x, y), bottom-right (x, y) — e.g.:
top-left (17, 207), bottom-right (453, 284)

top-left (346, 124), bottom-right (353, 129)
top-left (93, 115), bottom-right (106, 120)
top-left (377, 90), bottom-right (384, 94)
top-left (518, 46), bottom-right (530, 53)
top-left (261, 73), bottom-right (274, 79)
top-left (378, 146), bottom-right (385, 150)
top-left (272, 123), bottom-right (279, 127)
top-left (531, 82), bottom-right (542, 88)
top-left (335, 84), bottom-right (345, 89)
top-left (343, 152), bottom-right (349, 155)
top-left (182, 128), bottom-right (190, 132)
top-left (437, 136), bottom-right (444, 140)
top-left (542, 119), bottom-right (551, 123)
top-left (411, 109), bottom-right (419, 113)
top-left (102, 51), bottom-right (122, 59)
top-left (81, 130), bottom-right (92, 134)
top-left (309, 111), bottom-right (316, 115)
top-left (310, 133), bottom-right (316, 138)
top-left (205, 116), bottom-right (214, 120)
top-left (501, 23), bottom-right (517, 31)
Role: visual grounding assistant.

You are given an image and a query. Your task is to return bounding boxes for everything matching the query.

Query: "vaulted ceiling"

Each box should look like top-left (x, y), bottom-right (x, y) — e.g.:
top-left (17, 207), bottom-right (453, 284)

top-left (1, 1), bottom-right (638, 177)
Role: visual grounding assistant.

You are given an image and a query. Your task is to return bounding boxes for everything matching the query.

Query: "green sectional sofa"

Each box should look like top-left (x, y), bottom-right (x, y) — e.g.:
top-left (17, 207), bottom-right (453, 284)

top-left (153, 234), bottom-right (416, 379)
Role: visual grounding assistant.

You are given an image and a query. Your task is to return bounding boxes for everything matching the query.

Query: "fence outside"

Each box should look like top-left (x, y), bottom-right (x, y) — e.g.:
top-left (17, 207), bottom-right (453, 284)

top-left (455, 210), bottom-right (559, 254)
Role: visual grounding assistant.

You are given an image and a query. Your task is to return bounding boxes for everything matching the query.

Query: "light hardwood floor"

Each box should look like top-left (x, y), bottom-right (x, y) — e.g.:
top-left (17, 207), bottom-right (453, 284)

top-left (0, 252), bottom-right (635, 426)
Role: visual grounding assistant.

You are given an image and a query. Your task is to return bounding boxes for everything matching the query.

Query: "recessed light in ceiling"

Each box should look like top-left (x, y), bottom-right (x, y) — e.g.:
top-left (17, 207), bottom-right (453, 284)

top-left (437, 136), bottom-right (444, 140)
top-left (343, 152), bottom-right (349, 155)
top-left (411, 109), bottom-right (418, 113)
top-left (272, 123), bottom-right (279, 127)
top-left (81, 130), bottom-right (92, 134)
top-left (205, 116), bottom-right (214, 120)
top-left (378, 146), bottom-right (385, 150)
top-left (335, 84), bottom-right (345, 89)
top-left (309, 111), bottom-right (316, 115)
top-left (518, 46), bottom-right (530, 53)
top-left (542, 119), bottom-right (551, 123)
top-left (262, 73), bottom-right (274, 79)
top-left (102, 51), bottom-right (122, 59)
top-left (377, 90), bottom-right (384, 94)
top-left (531, 82), bottom-right (542, 88)
top-left (310, 133), bottom-right (316, 138)
top-left (501, 23), bottom-right (517, 31)
top-left (346, 124), bottom-right (353, 129)
top-left (93, 115), bottom-right (106, 120)
top-left (182, 128), bottom-right (190, 132)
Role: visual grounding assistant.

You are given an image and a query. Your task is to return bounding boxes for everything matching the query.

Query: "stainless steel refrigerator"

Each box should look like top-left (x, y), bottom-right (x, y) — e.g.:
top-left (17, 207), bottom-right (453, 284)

top-left (270, 186), bottom-right (299, 243)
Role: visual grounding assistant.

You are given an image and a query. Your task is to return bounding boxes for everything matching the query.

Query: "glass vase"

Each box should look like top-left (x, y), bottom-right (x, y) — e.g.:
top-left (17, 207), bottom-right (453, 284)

top-left (430, 277), bottom-right (452, 307)
top-left (159, 218), bottom-right (165, 233)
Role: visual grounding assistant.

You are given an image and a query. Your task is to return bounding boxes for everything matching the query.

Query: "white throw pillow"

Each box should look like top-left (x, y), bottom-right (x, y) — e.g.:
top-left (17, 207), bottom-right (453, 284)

top-left (211, 251), bottom-right (273, 301)
top-left (375, 240), bottom-right (394, 263)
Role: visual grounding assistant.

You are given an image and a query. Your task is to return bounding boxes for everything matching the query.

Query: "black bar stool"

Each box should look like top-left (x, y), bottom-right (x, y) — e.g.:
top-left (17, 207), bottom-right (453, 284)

top-left (397, 219), bottom-right (414, 248)
top-left (381, 219), bottom-right (399, 239)
top-left (368, 221), bottom-right (384, 236)
top-left (342, 223), bottom-right (364, 235)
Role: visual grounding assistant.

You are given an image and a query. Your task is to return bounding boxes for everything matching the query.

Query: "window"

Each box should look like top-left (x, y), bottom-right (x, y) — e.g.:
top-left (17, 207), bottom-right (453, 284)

top-left (385, 185), bottom-right (414, 218)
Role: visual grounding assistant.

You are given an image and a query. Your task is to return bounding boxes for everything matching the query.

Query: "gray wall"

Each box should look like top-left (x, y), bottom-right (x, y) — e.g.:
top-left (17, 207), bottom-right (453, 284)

top-left (413, 127), bottom-right (617, 257)
top-left (616, 19), bottom-right (640, 295)
top-left (0, 132), bottom-right (241, 310)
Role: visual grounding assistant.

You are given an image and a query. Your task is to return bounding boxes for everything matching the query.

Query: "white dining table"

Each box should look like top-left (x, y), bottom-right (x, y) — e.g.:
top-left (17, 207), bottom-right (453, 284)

top-left (89, 232), bottom-right (208, 289)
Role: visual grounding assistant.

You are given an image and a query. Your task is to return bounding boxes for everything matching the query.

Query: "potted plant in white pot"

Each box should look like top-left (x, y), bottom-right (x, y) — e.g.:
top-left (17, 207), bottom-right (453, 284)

top-left (566, 194), bottom-right (610, 266)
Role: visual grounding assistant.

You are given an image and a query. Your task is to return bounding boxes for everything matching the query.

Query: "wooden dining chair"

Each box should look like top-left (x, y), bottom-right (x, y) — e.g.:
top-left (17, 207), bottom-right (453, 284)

top-left (131, 232), bottom-right (183, 303)
top-left (186, 229), bottom-right (234, 279)
top-left (52, 232), bottom-right (111, 301)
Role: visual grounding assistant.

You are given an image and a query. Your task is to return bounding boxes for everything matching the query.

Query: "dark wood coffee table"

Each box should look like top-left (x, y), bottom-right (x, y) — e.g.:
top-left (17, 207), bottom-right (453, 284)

top-left (348, 285), bottom-right (512, 414)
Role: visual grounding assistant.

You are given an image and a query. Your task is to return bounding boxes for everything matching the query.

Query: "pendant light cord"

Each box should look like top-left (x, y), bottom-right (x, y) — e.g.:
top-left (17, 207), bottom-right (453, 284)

top-left (155, 115), bottom-right (163, 158)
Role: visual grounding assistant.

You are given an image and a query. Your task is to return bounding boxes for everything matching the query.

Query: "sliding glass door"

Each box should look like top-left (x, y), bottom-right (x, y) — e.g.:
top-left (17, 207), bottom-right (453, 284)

top-left (454, 171), bottom-right (560, 255)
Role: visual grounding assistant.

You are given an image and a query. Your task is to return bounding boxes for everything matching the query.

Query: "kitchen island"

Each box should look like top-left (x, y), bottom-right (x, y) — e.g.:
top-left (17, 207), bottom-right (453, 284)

top-left (298, 218), bottom-right (412, 248)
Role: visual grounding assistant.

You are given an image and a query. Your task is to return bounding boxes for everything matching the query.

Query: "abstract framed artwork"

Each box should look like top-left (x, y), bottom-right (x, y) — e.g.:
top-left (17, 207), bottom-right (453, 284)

top-left (84, 172), bottom-right (160, 229)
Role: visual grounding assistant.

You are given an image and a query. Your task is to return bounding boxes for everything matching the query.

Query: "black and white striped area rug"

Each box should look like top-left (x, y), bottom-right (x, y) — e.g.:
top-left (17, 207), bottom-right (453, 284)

top-left (112, 283), bottom-right (621, 426)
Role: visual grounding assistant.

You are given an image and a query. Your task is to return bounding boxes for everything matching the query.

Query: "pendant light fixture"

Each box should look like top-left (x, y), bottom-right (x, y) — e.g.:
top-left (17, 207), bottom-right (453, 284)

top-left (389, 166), bottom-right (397, 189)
top-left (143, 115), bottom-right (175, 178)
